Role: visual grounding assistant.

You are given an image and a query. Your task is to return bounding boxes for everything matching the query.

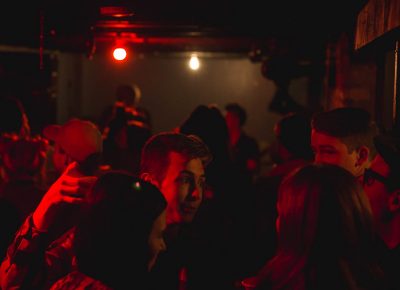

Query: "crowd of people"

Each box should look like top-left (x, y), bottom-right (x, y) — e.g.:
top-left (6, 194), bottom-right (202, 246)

top-left (0, 85), bottom-right (399, 290)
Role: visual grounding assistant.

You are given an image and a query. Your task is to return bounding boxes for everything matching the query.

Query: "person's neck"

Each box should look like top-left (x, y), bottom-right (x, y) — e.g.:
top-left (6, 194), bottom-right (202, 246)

top-left (229, 128), bottom-right (241, 146)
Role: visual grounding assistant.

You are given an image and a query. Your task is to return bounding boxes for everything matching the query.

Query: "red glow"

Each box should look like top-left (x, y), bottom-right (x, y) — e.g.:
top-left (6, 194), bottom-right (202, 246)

top-left (113, 47), bottom-right (127, 61)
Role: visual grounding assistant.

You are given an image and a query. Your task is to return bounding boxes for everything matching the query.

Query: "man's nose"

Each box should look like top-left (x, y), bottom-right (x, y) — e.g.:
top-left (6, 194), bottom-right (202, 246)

top-left (314, 153), bottom-right (322, 164)
top-left (189, 184), bottom-right (202, 200)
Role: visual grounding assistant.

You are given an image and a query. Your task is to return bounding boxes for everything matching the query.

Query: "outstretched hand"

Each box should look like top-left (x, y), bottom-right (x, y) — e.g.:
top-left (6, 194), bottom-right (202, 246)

top-left (32, 161), bottom-right (97, 232)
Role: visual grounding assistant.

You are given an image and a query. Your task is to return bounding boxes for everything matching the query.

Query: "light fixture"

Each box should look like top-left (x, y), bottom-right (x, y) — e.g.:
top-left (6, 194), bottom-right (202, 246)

top-left (112, 33), bottom-right (129, 61)
top-left (188, 53), bottom-right (200, 70)
top-left (113, 47), bottom-right (127, 61)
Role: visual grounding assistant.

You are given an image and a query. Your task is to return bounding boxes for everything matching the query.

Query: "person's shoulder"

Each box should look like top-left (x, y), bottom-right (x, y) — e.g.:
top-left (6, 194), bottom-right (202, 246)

top-left (50, 271), bottom-right (113, 290)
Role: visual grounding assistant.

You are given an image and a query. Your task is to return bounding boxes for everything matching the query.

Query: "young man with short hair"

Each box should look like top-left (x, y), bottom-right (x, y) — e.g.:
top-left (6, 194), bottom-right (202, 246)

top-left (311, 107), bottom-right (379, 178)
top-left (140, 132), bottom-right (212, 225)
top-left (0, 130), bottom-right (213, 290)
top-left (140, 132), bottom-right (216, 290)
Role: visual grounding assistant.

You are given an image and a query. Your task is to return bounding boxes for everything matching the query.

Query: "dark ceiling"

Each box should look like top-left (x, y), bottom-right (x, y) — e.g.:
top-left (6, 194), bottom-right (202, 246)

top-left (0, 0), bottom-right (367, 59)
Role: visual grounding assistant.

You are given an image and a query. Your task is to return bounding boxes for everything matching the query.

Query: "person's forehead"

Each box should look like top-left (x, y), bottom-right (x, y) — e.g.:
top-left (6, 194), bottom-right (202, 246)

top-left (167, 152), bottom-right (204, 174)
top-left (167, 151), bottom-right (188, 164)
top-left (311, 130), bottom-right (345, 146)
top-left (184, 158), bottom-right (205, 176)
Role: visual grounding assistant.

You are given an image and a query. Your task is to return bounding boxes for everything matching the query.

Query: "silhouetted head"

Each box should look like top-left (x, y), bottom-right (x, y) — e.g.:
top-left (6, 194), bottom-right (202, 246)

top-left (115, 84), bottom-right (141, 107)
top-left (274, 112), bottom-right (313, 160)
top-left (179, 104), bottom-right (230, 166)
top-left (225, 102), bottom-right (247, 127)
top-left (75, 171), bottom-right (167, 288)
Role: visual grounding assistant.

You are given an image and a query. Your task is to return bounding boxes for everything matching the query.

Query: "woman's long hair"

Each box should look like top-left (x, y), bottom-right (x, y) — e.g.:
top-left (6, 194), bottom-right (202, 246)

top-left (74, 171), bottom-right (167, 289)
top-left (256, 164), bottom-right (385, 290)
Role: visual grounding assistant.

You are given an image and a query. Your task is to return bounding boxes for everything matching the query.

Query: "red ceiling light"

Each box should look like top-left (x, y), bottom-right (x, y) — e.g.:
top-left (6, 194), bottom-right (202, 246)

top-left (113, 47), bottom-right (127, 61)
top-left (112, 34), bottom-right (129, 61)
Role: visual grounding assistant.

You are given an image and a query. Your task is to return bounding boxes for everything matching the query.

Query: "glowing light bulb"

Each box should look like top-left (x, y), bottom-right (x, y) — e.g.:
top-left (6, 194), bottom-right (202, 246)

top-left (189, 54), bottom-right (200, 70)
top-left (113, 48), bottom-right (127, 61)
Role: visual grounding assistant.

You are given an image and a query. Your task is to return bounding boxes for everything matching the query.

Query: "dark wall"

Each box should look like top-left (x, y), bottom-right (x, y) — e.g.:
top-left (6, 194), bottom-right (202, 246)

top-left (0, 52), bottom-right (57, 135)
top-left (56, 52), bottom-right (310, 146)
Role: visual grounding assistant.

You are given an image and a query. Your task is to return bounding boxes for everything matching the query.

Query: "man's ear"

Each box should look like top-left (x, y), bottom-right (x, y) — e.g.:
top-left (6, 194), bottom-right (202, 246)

top-left (140, 172), bottom-right (159, 188)
top-left (356, 146), bottom-right (370, 167)
top-left (388, 190), bottom-right (400, 213)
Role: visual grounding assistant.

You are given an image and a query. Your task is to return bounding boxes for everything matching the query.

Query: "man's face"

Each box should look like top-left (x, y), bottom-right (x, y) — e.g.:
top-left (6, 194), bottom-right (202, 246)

top-left (225, 111), bottom-right (240, 132)
top-left (363, 154), bottom-right (391, 224)
top-left (159, 152), bottom-right (206, 225)
top-left (311, 129), bottom-right (360, 176)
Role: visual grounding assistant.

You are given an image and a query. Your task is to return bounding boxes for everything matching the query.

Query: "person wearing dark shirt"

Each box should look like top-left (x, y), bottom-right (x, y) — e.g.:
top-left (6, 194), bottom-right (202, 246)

top-left (243, 164), bottom-right (388, 290)
top-left (225, 102), bottom-right (260, 185)
top-left (101, 84), bottom-right (152, 175)
top-left (252, 112), bottom-right (314, 270)
top-left (139, 132), bottom-right (213, 290)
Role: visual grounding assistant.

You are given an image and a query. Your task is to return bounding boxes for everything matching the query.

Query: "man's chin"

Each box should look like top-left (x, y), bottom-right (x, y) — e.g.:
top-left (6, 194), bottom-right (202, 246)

top-left (181, 214), bottom-right (196, 224)
top-left (167, 213), bottom-right (196, 225)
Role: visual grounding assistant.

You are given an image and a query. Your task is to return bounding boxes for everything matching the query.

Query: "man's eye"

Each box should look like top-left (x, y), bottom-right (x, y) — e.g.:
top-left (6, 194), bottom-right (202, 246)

top-left (320, 149), bottom-right (336, 154)
top-left (177, 176), bottom-right (192, 184)
top-left (199, 180), bottom-right (206, 190)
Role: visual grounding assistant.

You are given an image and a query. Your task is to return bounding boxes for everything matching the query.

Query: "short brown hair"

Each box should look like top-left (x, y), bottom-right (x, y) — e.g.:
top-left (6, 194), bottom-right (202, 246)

top-left (311, 107), bottom-right (379, 159)
top-left (140, 132), bottom-right (212, 183)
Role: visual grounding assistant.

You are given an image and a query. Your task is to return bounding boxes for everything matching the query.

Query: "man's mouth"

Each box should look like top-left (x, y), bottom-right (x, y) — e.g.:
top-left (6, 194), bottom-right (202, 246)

top-left (181, 205), bottom-right (197, 214)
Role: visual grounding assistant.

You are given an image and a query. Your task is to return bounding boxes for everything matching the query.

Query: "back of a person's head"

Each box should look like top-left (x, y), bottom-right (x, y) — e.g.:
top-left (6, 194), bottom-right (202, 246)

top-left (115, 84), bottom-right (137, 107)
top-left (225, 102), bottom-right (247, 126)
top-left (276, 112), bottom-right (313, 160)
top-left (140, 131), bottom-right (212, 183)
top-left (279, 163), bottom-right (375, 250)
top-left (179, 105), bottom-right (229, 162)
top-left (267, 163), bottom-right (382, 290)
top-left (311, 107), bottom-right (378, 158)
top-left (0, 136), bottom-right (48, 180)
top-left (75, 171), bottom-right (166, 288)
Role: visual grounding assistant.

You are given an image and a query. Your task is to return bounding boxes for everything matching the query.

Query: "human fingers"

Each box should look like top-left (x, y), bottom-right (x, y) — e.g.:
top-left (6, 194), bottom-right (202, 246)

top-left (59, 176), bottom-right (97, 198)
top-left (59, 194), bottom-right (86, 204)
top-left (60, 176), bottom-right (97, 187)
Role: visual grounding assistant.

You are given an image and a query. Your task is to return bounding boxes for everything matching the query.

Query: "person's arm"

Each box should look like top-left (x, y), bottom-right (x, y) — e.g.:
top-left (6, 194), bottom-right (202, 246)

top-left (0, 162), bottom-right (96, 289)
top-left (0, 214), bottom-right (49, 289)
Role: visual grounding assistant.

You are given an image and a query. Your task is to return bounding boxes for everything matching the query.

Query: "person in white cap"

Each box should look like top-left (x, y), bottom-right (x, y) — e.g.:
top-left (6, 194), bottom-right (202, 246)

top-left (43, 118), bottom-right (103, 184)
top-left (0, 118), bottom-right (103, 289)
